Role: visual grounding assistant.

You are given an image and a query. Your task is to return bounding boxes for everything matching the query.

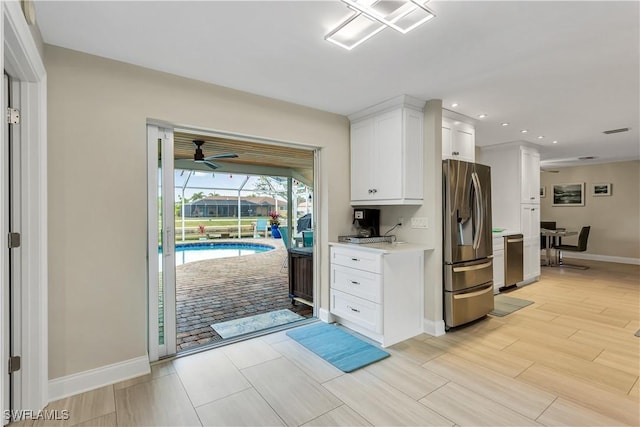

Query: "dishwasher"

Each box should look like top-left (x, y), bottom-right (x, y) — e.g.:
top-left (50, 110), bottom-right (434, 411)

top-left (503, 234), bottom-right (524, 290)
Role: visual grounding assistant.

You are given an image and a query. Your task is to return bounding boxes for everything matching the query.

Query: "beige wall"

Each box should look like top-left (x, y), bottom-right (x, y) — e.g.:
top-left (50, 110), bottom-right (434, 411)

top-left (540, 161), bottom-right (640, 260)
top-left (45, 46), bottom-right (351, 379)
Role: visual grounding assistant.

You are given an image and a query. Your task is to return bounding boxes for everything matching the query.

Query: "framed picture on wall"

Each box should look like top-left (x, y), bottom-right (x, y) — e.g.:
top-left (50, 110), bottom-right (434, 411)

top-left (592, 183), bottom-right (612, 196)
top-left (540, 186), bottom-right (546, 198)
top-left (552, 182), bottom-right (585, 206)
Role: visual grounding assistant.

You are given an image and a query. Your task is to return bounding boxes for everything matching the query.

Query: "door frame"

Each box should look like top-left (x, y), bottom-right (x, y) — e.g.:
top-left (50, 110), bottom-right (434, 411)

top-left (146, 122), bottom-right (319, 361)
top-left (1, 1), bottom-right (48, 417)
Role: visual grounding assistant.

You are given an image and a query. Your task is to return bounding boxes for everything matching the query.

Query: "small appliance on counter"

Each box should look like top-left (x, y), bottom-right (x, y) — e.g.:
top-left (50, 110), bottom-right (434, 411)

top-left (353, 208), bottom-right (380, 237)
top-left (339, 208), bottom-right (389, 244)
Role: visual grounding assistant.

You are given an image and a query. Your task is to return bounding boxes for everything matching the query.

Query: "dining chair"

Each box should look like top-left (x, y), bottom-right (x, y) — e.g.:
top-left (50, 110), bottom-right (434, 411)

top-left (540, 221), bottom-right (556, 249)
top-left (555, 226), bottom-right (591, 269)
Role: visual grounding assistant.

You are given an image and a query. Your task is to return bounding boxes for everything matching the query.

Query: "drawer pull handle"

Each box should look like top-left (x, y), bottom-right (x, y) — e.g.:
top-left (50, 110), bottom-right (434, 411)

top-left (351, 258), bottom-right (360, 262)
top-left (347, 305), bottom-right (360, 313)
top-left (350, 281), bottom-right (360, 285)
top-left (453, 260), bottom-right (492, 273)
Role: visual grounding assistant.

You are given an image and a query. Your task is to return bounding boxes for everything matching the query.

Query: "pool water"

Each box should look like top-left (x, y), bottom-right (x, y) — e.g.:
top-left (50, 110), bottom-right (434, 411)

top-left (163, 243), bottom-right (275, 266)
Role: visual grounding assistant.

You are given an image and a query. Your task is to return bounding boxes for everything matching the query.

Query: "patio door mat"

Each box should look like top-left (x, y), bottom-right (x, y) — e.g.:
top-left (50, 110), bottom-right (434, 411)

top-left (489, 295), bottom-right (534, 317)
top-left (211, 309), bottom-right (303, 339)
top-left (286, 322), bottom-right (389, 372)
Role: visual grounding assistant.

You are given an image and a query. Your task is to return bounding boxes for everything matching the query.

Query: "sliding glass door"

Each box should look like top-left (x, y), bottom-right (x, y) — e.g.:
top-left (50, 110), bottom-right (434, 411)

top-left (147, 125), bottom-right (177, 360)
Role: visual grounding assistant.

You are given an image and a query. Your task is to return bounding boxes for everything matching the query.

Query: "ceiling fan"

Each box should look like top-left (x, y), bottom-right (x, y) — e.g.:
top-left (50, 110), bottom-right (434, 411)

top-left (192, 140), bottom-right (238, 170)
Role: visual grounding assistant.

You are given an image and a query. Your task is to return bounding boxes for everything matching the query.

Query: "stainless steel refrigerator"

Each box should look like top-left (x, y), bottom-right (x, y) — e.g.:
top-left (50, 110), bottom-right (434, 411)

top-left (443, 159), bottom-right (494, 329)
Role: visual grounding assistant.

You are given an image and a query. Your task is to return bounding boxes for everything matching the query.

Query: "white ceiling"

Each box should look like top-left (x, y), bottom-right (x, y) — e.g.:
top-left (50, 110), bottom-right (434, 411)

top-left (35, 1), bottom-right (639, 167)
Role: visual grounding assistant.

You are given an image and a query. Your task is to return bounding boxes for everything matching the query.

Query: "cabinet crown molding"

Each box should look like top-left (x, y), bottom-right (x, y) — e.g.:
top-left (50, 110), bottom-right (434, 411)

top-left (480, 140), bottom-right (541, 153)
top-left (348, 95), bottom-right (425, 122)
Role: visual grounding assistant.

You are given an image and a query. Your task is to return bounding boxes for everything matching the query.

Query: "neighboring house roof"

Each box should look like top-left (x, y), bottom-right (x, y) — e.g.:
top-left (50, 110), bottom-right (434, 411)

top-left (187, 196), bottom-right (287, 208)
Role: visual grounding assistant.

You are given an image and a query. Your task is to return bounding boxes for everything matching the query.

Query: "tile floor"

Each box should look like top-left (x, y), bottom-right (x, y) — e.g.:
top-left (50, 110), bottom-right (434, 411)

top-left (13, 259), bottom-right (640, 426)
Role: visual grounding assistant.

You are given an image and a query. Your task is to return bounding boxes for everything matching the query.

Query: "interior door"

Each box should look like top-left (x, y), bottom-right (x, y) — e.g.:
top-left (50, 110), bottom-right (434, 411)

top-left (147, 125), bottom-right (177, 361)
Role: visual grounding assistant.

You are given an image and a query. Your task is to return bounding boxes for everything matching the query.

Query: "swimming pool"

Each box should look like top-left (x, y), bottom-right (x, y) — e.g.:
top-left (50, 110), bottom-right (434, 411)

top-left (167, 242), bottom-right (275, 266)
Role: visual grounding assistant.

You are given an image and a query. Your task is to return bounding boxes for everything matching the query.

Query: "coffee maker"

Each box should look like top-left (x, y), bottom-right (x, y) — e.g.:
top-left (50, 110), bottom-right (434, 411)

top-left (353, 208), bottom-right (380, 237)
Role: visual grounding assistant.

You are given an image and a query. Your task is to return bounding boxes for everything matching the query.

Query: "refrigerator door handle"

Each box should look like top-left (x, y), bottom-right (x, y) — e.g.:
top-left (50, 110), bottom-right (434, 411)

top-left (452, 260), bottom-right (493, 273)
top-left (453, 284), bottom-right (493, 300)
top-left (471, 172), bottom-right (483, 250)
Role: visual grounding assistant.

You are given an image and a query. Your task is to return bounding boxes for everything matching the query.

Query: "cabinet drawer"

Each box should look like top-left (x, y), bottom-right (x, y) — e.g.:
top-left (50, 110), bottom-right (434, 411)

top-left (330, 289), bottom-right (382, 334)
top-left (331, 247), bottom-right (381, 273)
top-left (331, 264), bottom-right (382, 303)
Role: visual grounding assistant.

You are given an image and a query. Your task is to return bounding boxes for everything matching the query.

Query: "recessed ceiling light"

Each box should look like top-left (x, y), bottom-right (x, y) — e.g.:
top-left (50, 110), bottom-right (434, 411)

top-left (501, 122), bottom-right (509, 127)
top-left (451, 103), bottom-right (459, 108)
top-left (552, 140), bottom-right (558, 144)
top-left (537, 136), bottom-right (544, 139)
top-left (453, 121), bottom-right (461, 125)
top-left (520, 129), bottom-right (528, 134)
top-left (478, 114), bottom-right (488, 119)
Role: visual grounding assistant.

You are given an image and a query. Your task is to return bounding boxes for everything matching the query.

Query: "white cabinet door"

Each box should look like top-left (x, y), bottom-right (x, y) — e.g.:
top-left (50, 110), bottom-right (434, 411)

top-left (521, 204), bottom-right (540, 240)
top-left (453, 126), bottom-right (475, 162)
top-left (350, 118), bottom-right (375, 201)
top-left (442, 118), bottom-right (475, 162)
top-left (350, 104), bottom-right (423, 205)
top-left (521, 204), bottom-right (540, 280)
top-left (493, 249), bottom-right (505, 293)
top-left (520, 147), bottom-right (540, 204)
top-left (372, 109), bottom-right (403, 200)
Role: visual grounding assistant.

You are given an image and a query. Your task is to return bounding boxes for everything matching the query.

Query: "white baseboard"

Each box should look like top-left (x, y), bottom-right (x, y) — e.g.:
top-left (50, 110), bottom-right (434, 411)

top-left (318, 308), bottom-right (334, 323)
top-left (561, 252), bottom-right (640, 265)
top-left (49, 355), bottom-right (150, 402)
top-left (423, 318), bottom-right (446, 337)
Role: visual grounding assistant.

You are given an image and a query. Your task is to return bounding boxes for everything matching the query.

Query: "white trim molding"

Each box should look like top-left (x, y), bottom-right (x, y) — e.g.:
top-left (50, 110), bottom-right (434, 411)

top-left (48, 356), bottom-right (150, 402)
top-left (318, 308), bottom-right (334, 324)
top-left (2, 0), bottom-right (48, 413)
top-left (561, 252), bottom-right (640, 266)
top-left (423, 318), bottom-right (446, 337)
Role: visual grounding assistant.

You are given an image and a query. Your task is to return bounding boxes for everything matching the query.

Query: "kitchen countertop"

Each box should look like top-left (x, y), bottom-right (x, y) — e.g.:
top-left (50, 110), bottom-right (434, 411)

top-left (491, 229), bottom-right (521, 238)
top-left (329, 241), bottom-right (433, 254)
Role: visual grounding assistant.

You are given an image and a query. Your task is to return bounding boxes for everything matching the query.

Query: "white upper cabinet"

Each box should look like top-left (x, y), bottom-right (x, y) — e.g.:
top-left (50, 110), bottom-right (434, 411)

top-left (349, 96), bottom-right (424, 205)
top-left (442, 117), bottom-right (475, 162)
top-left (520, 146), bottom-right (541, 204)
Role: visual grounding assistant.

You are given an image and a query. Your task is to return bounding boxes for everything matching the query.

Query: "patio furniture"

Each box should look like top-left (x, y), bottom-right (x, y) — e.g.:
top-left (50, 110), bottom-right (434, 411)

top-left (302, 230), bottom-right (314, 247)
top-left (279, 226), bottom-right (290, 272)
top-left (254, 218), bottom-right (269, 238)
top-left (288, 246), bottom-right (313, 306)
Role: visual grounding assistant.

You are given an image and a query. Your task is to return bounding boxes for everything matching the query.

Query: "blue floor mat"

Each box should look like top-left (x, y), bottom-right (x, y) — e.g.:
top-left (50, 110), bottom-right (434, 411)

top-left (286, 322), bottom-right (389, 373)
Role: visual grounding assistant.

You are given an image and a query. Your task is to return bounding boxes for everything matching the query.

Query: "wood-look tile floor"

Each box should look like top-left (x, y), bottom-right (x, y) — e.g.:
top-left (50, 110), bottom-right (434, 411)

top-left (15, 259), bottom-right (640, 426)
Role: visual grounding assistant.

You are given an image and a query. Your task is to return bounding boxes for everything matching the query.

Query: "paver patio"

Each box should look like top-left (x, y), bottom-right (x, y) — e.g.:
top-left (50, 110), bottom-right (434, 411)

top-left (175, 238), bottom-right (313, 351)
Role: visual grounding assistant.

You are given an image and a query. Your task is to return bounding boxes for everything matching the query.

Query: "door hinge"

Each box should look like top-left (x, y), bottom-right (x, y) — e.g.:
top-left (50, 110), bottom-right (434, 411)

top-left (8, 232), bottom-right (21, 249)
top-left (8, 356), bottom-right (21, 374)
top-left (6, 107), bottom-right (20, 125)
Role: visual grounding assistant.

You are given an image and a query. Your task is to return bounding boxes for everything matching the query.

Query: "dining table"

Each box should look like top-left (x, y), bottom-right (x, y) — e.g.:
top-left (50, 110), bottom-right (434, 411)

top-left (540, 228), bottom-right (578, 266)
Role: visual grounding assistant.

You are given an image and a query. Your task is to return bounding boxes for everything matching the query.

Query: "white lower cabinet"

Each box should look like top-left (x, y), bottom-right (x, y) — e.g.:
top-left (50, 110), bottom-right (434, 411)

top-left (329, 243), bottom-right (425, 347)
top-left (492, 236), bottom-right (504, 293)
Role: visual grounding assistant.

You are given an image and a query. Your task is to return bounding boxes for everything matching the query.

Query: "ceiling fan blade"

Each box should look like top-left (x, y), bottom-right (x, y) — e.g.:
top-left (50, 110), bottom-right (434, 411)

top-left (204, 153), bottom-right (238, 160)
top-left (204, 160), bottom-right (220, 170)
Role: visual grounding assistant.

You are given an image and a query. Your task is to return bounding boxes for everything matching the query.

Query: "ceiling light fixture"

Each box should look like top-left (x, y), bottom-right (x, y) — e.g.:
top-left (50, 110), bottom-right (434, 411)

top-left (478, 114), bottom-right (488, 119)
top-left (451, 103), bottom-right (459, 108)
top-left (552, 140), bottom-right (558, 144)
top-left (537, 135), bottom-right (544, 139)
top-left (326, 0), bottom-right (436, 50)
top-left (325, 12), bottom-right (386, 50)
top-left (521, 129), bottom-right (528, 134)
top-left (501, 122), bottom-right (509, 127)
